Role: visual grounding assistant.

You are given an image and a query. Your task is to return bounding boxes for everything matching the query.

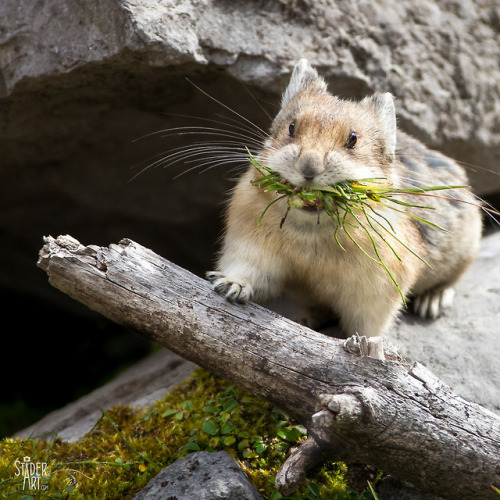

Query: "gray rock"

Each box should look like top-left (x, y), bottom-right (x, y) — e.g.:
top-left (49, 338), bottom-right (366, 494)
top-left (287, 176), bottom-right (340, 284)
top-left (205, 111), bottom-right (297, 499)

top-left (133, 451), bottom-right (264, 500)
top-left (14, 349), bottom-right (197, 442)
top-left (1, 0), bottom-right (500, 187)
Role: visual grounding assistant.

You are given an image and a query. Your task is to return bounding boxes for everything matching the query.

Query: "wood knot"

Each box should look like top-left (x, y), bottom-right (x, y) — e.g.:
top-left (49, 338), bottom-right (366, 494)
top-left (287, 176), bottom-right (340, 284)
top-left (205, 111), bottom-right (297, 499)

top-left (343, 333), bottom-right (385, 360)
top-left (317, 393), bottom-right (365, 424)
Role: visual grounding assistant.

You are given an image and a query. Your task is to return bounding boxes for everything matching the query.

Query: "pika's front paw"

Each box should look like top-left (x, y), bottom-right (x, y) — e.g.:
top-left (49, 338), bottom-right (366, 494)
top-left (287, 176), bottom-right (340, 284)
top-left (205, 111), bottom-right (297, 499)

top-left (413, 287), bottom-right (455, 319)
top-left (206, 271), bottom-right (253, 304)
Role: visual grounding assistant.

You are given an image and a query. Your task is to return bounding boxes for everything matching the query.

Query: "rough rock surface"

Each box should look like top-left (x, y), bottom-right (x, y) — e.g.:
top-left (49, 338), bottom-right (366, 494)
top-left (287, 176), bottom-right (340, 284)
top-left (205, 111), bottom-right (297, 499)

top-left (2, 1), bottom-right (500, 181)
top-left (133, 451), bottom-right (264, 500)
top-left (14, 349), bottom-right (197, 442)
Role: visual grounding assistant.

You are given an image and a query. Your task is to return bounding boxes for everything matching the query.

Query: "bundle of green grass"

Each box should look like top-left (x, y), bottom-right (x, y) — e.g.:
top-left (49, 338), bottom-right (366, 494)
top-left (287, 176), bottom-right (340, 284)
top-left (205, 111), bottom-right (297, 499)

top-left (249, 154), bottom-right (469, 305)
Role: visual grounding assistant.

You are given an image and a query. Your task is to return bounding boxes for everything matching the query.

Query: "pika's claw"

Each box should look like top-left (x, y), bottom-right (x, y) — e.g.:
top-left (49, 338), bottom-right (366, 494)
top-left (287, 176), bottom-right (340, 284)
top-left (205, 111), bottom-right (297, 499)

top-left (206, 271), bottom-right (253, 304)
top-left (413, 287), bottom-right (455, 319)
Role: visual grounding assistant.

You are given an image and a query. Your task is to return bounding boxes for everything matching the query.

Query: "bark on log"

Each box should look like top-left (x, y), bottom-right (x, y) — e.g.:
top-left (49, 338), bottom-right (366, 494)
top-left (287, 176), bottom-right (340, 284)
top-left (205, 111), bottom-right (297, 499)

top-left (37, 235), bottom-right (500, 499)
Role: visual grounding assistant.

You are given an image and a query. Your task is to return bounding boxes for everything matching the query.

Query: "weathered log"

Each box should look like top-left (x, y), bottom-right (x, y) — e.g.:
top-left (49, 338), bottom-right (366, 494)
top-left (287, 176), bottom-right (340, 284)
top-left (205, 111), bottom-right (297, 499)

top-left (37, 234), bottom-right (500, 499)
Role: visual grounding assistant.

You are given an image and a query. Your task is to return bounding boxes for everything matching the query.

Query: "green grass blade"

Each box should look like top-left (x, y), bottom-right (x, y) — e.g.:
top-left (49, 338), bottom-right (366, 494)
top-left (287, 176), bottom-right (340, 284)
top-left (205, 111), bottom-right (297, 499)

top-left (343, 203), bottom-right (406, 305)
top-left (257, 194), bottom-right (288, 225)
top-left (364, 204), bottom-right (432, 268)
top-left (378, 202), bottom-right (447, 231)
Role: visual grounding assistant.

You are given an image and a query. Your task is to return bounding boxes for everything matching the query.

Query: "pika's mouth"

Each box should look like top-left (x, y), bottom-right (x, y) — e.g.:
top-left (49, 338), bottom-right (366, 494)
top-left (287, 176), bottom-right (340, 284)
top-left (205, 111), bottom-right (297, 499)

top-left (286, 191), bottom-right (326, 213)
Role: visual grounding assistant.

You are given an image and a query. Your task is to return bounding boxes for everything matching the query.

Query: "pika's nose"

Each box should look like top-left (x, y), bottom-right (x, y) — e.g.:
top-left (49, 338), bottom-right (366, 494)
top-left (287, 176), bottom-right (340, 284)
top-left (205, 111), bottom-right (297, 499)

top-left (296, 151), bottom-right (325, 181)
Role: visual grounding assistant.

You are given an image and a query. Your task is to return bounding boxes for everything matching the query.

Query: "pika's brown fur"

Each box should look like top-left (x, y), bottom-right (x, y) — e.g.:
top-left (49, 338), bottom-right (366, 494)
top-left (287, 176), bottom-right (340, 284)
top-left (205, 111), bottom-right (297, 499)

top-left (207, 59), bottom-right (482, 336)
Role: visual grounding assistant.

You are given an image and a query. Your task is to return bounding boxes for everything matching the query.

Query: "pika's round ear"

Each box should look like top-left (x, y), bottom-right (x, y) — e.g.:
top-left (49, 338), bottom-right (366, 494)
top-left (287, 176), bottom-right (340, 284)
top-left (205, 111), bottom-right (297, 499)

top-left (279, 59), bottom-right (327, 112)
top-left (363, 92), bottom-right (397, 161)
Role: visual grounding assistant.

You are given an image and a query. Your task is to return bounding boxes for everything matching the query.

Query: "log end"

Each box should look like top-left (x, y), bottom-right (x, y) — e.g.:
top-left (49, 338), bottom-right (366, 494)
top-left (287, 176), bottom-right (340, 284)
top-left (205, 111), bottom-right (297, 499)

top-left (37, 235), bottom-right (84, 271)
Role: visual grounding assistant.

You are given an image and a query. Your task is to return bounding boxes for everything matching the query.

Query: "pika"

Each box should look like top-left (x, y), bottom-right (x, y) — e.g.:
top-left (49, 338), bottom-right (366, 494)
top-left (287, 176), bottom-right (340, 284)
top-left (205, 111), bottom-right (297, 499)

top-left (207, 59), bottom-right (482, 337)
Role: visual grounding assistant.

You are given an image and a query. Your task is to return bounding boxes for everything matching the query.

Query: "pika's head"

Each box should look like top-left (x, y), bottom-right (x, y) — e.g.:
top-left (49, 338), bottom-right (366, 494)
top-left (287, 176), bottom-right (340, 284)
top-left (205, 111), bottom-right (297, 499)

top-left (260, 59), bottom-right (398, 189)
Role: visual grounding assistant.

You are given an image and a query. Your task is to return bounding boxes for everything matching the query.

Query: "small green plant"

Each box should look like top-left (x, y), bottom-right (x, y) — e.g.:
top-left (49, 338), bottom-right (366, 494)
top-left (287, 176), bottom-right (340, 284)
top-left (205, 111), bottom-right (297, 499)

top-left (249, 154), bottom-right (468, 305)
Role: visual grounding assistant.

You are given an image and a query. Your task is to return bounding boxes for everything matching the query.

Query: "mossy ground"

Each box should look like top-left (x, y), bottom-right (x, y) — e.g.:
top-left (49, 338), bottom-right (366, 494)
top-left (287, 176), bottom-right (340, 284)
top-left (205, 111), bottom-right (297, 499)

top-left (0, 368), bottom-right (377, 499)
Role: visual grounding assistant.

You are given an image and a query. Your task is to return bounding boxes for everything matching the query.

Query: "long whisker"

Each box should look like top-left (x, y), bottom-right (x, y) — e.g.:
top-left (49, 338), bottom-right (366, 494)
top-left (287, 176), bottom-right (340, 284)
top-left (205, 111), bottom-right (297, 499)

top-left (152, 145), bottom-right (248, 168)
top-left (163, 146), bottom-right (251, 167)
top-left (238, 82), bottom-right (275, 122)
top-left (130, 146), bottom-right (237, 181)
top-left (212, 112), bottom-right (270, 142)
top-left (134, 125), bottom-right (263, 149)
top-left (153, 113), bottom-right (268, 144)
top-left (174, 157), bottom-right (249, 179)
top-left (186, 78), bottom-right (270, 139)
top-left (149, 126), bottom-right (265, 147)
top-left (130, 78), bottom-right (278, 183)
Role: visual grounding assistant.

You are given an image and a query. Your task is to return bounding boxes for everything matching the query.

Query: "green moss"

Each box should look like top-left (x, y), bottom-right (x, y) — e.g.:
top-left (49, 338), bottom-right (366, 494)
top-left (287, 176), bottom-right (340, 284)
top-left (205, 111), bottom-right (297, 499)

top-left (0, 369), bottom-right (374, 499)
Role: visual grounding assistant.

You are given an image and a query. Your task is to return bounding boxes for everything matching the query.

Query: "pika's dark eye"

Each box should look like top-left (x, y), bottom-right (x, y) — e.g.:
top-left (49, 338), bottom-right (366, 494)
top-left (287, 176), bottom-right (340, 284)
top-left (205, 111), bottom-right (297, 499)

top-left (346, 131), bottom-right (357, 149)
top-left (289, 120), bottom-right (296, 138)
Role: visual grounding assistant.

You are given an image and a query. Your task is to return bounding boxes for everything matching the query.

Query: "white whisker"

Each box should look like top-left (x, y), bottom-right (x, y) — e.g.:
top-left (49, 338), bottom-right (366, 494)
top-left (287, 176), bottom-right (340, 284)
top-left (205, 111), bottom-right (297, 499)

top-left (185, 78), bottom-right (270, 138)
top-left (159, 112), bottom-right (268, 143)
top-left (174, 158), bottom-right (249, 179)
top-left (152, 126), bottom-right (264, 148)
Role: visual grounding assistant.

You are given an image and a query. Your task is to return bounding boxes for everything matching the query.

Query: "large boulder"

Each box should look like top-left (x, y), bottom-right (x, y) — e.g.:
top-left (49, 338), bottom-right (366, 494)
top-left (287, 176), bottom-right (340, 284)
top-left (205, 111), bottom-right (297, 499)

top-left (2, 1), bottom-right (500, 180)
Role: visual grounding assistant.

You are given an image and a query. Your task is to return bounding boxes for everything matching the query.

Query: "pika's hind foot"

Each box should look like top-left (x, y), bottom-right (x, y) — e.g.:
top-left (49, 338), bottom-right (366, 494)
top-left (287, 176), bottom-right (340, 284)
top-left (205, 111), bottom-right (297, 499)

top-left (206, 271), bottom-right (253, 304)
top-left (413, 287), bottom-right (455, 319)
